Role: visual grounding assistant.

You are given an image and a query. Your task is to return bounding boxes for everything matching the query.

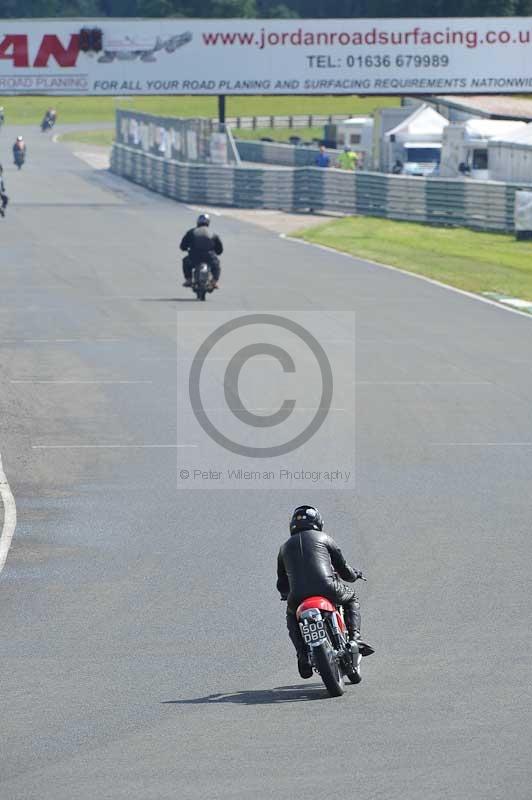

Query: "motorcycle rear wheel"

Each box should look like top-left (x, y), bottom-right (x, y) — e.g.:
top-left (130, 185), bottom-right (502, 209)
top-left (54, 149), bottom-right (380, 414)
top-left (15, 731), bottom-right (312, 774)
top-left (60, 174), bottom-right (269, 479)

top-left (314, 641), bottom-right (344, 697)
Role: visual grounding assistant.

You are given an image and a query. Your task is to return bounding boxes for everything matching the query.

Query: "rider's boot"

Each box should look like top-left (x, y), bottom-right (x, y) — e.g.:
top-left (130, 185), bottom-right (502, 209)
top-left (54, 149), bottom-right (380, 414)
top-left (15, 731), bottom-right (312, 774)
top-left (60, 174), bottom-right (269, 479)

top-left (182, 279), bottom-right (192, 287)
top-left (287, 610), bottom-right (313, 678)
top-left (349, 630), bottom-right (375, 657)
top-left (344, 601), bottom-right (375, 657)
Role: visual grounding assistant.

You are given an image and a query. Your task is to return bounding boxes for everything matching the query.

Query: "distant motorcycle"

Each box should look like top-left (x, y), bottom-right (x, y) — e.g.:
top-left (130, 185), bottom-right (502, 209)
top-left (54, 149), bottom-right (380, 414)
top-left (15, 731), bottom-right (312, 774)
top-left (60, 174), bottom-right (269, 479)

top-left (0, 167), bottom-right (7, 218)
top-left (41, 114), bottom-right (56, 133)
top-left (41, 109), bottom-right (57, 133)
top-left (192, 262), bottom-right (215, 301)
top-left (13, 145), bottom-right (25, 170)
top-left (0, 185), bottom-right (7, 218)
top-left (296, 575), bottom-right (368, 697)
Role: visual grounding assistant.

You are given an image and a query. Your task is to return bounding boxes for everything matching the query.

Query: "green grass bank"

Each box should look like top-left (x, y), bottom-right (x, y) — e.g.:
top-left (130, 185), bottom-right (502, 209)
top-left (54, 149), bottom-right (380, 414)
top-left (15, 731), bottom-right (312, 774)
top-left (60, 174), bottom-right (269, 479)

top-left (295, 216), bottom-right (532, 302)
top-left (60, 129), bottom-right (114, 147)
top-left (0, 94), bottom-right (399, 126)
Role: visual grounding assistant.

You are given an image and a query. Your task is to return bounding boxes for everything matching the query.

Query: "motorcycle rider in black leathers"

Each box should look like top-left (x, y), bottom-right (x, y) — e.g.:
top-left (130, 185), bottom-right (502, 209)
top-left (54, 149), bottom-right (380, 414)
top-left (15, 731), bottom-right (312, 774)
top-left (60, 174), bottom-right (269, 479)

top-left (0, 164), bottom-right (8, 218)
top-left (180, 213), bottom-right (223, 289)
top-left (277, 505), bottom-right (374, 679)
top-left (13, 135), bottom-right (26, 167)
top-left (41, 108), bottom-right (57, 131)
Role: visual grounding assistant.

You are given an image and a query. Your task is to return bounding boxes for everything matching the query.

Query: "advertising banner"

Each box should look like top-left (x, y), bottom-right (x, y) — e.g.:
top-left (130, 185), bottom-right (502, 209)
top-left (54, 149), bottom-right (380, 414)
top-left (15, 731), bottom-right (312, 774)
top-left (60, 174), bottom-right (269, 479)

top-left (0, 18), bottom-right (531, 95)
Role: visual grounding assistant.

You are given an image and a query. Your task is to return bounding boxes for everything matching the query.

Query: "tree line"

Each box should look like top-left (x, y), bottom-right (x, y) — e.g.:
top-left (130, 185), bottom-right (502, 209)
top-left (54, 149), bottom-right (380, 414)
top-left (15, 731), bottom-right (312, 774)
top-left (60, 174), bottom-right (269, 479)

top-left (1, 0), bottom-right (530, 18)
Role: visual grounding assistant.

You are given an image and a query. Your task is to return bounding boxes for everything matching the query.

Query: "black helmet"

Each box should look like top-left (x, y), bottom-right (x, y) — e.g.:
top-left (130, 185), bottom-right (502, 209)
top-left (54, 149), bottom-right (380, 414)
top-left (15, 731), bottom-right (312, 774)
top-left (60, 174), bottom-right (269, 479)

top-left (290, 505), bottom-right (323, 534)
top-left (197, 213), bottom-right (210, 227)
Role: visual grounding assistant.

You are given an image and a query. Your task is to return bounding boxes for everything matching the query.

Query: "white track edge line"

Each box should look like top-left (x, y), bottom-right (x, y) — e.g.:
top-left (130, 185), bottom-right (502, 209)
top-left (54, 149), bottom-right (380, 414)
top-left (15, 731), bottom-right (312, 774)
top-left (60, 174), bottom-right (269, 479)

top-left (280, 234), bottom-right (532, 321)
top-left (0, 452), bottom-right (17, 575)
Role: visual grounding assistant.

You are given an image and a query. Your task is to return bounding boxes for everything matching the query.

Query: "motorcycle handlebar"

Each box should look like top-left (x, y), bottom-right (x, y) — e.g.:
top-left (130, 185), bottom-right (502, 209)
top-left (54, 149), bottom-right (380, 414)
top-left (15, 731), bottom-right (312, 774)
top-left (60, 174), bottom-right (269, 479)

top-left (335, 570), bottom-right (367, 582)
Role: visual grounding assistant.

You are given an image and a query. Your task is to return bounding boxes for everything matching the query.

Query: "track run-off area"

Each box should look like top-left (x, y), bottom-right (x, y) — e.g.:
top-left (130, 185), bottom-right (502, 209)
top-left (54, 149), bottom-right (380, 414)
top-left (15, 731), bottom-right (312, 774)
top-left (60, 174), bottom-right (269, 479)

top-left (1, 125), bottom-right (531, 800)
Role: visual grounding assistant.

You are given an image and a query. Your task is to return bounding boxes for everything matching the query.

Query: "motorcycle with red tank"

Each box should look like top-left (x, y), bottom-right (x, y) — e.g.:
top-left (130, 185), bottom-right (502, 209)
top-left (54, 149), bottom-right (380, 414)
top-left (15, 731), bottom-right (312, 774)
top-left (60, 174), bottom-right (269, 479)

top-left (296, 576), bottom-right (367, 697)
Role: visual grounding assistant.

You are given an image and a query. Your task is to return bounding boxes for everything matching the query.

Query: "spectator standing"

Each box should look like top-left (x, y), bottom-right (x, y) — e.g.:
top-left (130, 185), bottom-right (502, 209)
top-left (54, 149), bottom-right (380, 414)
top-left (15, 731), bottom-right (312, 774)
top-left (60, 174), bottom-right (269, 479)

top-left (315, 144), bottom-right (330, 168)
top-left (338, 146), bottom-right (359, 171)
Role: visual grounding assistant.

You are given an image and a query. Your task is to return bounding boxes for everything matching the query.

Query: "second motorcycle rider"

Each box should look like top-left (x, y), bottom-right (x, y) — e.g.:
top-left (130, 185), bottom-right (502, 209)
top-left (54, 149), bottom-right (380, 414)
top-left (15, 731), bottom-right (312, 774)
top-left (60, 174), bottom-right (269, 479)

top-left (277, 505), bottom-right (374, 678)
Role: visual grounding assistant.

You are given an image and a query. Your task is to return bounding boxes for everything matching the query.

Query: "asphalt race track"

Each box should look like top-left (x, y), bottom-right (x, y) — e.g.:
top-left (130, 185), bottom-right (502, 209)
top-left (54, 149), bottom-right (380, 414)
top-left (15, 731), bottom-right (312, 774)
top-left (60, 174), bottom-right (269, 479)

top-left (1, 127), bottom-right (531, 800)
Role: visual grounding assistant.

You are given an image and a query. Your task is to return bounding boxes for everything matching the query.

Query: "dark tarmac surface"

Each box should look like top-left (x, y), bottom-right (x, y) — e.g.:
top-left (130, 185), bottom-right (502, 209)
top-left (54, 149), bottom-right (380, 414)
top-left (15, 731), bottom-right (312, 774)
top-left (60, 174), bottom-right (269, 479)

top-left (1, 125), bottom-right (531, 799)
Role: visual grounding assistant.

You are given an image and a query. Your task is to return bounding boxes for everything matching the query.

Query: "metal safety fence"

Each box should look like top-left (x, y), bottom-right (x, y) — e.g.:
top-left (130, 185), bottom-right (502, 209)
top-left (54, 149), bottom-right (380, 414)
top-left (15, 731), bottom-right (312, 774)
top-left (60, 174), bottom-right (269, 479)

top-left (111, 140), bottom-right (526, 232)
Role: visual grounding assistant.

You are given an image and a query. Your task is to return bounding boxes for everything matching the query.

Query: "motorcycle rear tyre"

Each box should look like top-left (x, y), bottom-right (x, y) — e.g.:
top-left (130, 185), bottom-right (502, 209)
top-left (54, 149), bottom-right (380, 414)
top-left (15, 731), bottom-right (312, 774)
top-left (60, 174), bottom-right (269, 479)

top-left (314, 641), bottom-right (344, 697)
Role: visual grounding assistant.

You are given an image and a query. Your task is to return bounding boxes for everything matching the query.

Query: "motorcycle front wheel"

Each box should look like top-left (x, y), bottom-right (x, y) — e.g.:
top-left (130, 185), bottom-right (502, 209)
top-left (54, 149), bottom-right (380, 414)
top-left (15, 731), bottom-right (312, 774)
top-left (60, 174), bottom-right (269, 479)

top-left (314, 641), bottom-right (344, 697)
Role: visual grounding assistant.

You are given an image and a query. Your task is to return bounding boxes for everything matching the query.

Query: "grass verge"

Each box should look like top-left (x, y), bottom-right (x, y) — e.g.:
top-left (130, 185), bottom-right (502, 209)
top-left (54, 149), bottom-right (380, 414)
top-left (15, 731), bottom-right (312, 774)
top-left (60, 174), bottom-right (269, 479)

top-left (295, 216), bottom-right (532, 302)
top-left (0, 95), bottom-right (399, 126)
top-left (60, 129), bottom-right (114, 147)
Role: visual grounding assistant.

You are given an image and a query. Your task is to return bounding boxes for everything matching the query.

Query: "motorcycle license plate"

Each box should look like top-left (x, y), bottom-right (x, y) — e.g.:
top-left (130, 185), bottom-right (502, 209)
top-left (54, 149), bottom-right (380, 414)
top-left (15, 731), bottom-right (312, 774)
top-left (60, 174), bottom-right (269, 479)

top-left (300, 619), bottom-right (326, 644)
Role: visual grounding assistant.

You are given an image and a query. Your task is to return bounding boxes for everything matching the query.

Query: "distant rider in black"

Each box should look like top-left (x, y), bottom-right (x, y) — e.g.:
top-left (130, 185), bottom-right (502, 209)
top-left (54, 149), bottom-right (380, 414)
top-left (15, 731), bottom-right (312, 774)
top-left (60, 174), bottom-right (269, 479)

top-left (277, 505), bottom-right (374, 679)
top-left (180, 213), bottom-right (223, 289)
top-left (0, 164), bottom-right (8, 217)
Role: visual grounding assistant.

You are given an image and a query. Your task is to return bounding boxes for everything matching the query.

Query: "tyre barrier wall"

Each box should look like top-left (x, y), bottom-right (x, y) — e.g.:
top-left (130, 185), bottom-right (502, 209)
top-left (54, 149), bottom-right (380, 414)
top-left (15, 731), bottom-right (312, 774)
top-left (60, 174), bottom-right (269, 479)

top-left (111, 142), bottom-right (526, 232)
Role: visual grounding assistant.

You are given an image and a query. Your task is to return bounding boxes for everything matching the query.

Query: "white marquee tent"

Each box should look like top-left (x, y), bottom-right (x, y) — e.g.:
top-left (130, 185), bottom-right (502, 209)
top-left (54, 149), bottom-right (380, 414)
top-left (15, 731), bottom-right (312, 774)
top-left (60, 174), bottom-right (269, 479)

top-left (384, 104), bottom-right (448, 172)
